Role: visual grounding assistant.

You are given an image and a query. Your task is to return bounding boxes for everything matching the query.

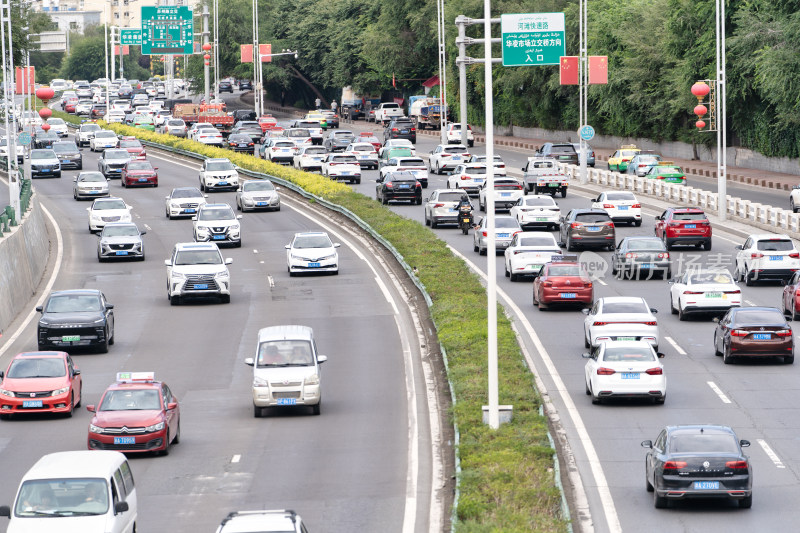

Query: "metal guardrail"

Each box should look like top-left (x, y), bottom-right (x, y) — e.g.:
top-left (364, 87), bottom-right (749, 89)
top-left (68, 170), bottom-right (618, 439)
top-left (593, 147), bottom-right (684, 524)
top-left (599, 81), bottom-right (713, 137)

top-left (559, 163), bottom-right (800, 235)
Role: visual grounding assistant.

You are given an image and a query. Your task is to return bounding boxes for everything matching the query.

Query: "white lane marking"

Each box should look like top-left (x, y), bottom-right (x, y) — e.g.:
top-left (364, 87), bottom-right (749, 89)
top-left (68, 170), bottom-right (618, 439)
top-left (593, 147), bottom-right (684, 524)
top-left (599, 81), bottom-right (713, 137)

top-left (231, 454), bottom-right (241, 463)
top-left (745, 300), bottom-right (756, 306)
top-left (0, 202), bottom-right (64, 359)
top-left (144, 224), bottom-right (152, 231)
top-left (267, 275), bottom-right (274, 288)
top-left (252, 249), bottom-right (258, 254)
top-left (148, 152), bottom-right (202, 171)
top-left (706, 381), bottom-right (732, 404)
top-left (595, 278), bottom-right (608, 286)
top-left (758, 439), bottom-right (786, 469)
top-left (664, 336), bottom-right (687, 355)
top-left (449, 246), bottom-right (618, 533)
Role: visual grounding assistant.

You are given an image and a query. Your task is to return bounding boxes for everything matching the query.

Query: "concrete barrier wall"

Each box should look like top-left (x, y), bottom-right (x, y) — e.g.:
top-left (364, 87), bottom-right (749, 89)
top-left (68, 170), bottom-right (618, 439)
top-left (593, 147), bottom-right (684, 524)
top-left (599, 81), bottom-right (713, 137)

top-left (0, 195), bottom-right (49, 334)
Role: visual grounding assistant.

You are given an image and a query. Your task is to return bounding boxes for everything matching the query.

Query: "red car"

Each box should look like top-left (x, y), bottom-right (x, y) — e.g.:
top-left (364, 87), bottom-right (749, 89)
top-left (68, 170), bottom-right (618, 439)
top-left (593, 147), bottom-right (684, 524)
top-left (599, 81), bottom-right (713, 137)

top-left (654, 207), bottom-right (712, 250)
top-left (782, 271), bottom-right (800, 320)
top-left (0, 351), bottom-right (82, 419)
top-left (359, 132), bottom-right (382, 150)
top-left (119, 136), bottom-right (146, 159)
top-left (258, 115), bottom-right (277, 132)
top-left (532, 259), bottom-right (594, 310)
top-left (121, 160), bottom-right (158, 188)
top-left (63, 97), bottom-right (79, 113)
top-left (87, 372), bottom-right (181, 454)
top-left (713, 307), bottom-right (793, 364)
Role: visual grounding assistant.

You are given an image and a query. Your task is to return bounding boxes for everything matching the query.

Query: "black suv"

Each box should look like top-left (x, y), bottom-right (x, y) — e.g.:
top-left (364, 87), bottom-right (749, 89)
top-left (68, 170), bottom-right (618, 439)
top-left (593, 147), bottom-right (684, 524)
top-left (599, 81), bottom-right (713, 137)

top-left (238, 79), bottom-right (253, 91)
top-left (37, 289), bottom-right (115, 353)
top-left (218, 80), bottom-right (233, 93)
top-left (375, 171), bottom-right (422, 205)
top-left (535, 142), bottom-right (579, 165)
top-left (384, 118), bottom-right (416, 143)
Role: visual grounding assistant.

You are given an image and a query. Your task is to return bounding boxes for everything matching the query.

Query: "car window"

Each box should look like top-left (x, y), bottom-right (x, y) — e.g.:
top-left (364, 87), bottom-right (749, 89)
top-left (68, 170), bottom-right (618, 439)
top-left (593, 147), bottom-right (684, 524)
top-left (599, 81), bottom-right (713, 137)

top-left (257, 340), bottom-right (314, 366)
top-left (668, 433), bottom-right (739, 454)
top-left (126, 162), bottom-right (152, 170)
top-left (519, 237), bottom-right (556, 247)
top-left (175, 250), bottom-right (222, 265)
top-left (206, 161), bottom-right (235, 171)
top-left (605, 192), bottom-right (637, 201)
top-left (756, 239), bottom-right (794, 252)
top-left (171, 188), bottom-right (201, 198)
top-left (93, 199), bottom-right (126, 210)
top-left (574, 213), bottom-right (611, 223)
top-left (601, 347), bottom-right (656, 362)
top-left (102, 225), bottom-right (139, 237)
top-left (601, 301), bottom-right (649, 314)
top-left (7, 357), bottom-right (66, 378)
top-left (294, 234), bottom-right (333, 248)
top-left (547, 265), bottom-right (582, 276)
top-left (732, 309), bottom-right (785, 325)
top-left (15, 479), bottom-right (109, 517)
top-left (671, 212), bottom-right (706, 221)
top-left (463, 167), bottom-right (486, 175)
top-left (304, 147), bottom-right (327, 155)
top-left (495, 218), bottom-right (519, 229)
top-left (437, 192), bottom-right (468, 202)
top-left (688, 272), bottom-right (732, 284)
top-left (79, 174), bottom-right (106, 183)
top-left (198, 207), bottom-right (234, 221)
top-left (523, 197), bottom-right (556, 207)
top-left (99, 389), bottom-right (161, 411)
top-left (443, 146), bottom-right (466, 154)
top-left (45, 294), bottom-right (103, 312)
top-left (243, 181), bottom-right (274, 192)
top-left (626, 239), bottom-right (665, 251)
top-left (30, 150), bottom-right (57, 160)
top-left (106, 150), bottom-right (130, 159)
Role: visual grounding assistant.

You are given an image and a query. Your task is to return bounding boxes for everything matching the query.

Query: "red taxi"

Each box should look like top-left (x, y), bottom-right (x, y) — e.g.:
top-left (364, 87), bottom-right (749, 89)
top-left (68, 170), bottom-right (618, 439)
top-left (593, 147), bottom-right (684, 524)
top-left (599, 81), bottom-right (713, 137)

top-left (532, 257), bottom-right (594, 310)
top-left (654, 207), bottom-right (712, 250)
top-left (118, 136), bottom-right (146, 159)
top-left (0, 351), bottom-right (82, 419)
top-left (121, 159), bottom-right (158, 188)
top-left (258, 115), bottom-right (278, 132)
top-left (87, 372), bottom-right (180, 455)
top-left (359, 132), bottom-right (382, 150)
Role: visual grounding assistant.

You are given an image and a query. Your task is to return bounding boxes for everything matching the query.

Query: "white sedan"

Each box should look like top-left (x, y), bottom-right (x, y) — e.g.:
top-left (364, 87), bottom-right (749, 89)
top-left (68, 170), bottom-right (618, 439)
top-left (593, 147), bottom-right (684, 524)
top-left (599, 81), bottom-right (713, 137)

top-left (429, 144), bottom-right (471, 175)
top-left (510, 195), bottom-right (561, 231)
top-left (86, 196), bottom-right (132, 233)
top-left (235, 180), bottom-right (281, 212)
top-left (424, 189), bottom-right (470, 228)
top-left (45, 118), bottom-right (69, 137)
top-left (446, 163), bottom-right (487, 195)
top-left (669, 269), bottom-right (741, 320)
top-left (583, 340), bottom-right (666, 405)
top-left (286, 231), bottom-right (340, 276)
top-left (478, 177), bottom-right (524, 211)
top-left (503, 232), bottom-right (561, 281)
top-left (345, 142), bottom-right (379, 169)
top-left (165, 186), bottom-right (207, 219)
top-left (89, 130), bottom-right (119, 152)
top-left (473, 215), bottom-right (521, 255)
top-left (293, 145), bottom-right (328, 171)
top-left (583, 296), bottom-right (659, 349)
top-left (590, 191), bottom-right (642, 226)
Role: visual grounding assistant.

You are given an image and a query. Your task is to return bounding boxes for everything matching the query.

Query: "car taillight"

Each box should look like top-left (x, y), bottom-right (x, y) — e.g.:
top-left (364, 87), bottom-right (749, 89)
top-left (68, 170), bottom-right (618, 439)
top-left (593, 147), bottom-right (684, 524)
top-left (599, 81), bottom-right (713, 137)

top-left (596, 367), bottom-right (616, 375)
top-left (644, 321), bottom-right (658, 326)
top-left (724, 290), bottom-right (741, 294)
top-left (593, 321), bottom-right (608, 326)
top-left (658, 252), bottom-right (669, 259)
top-left (683, 291), bottom-right (703, 295)
top-left (602, 204), bottom-right (614, 208)
top-left (632, 203), bottom-right (641, 208)
top-left (385, 182), bottom-right (393, 188)
top-left (571, 222), bottom-right (581, 229)
top-left (542, 280), bottom-right (553, 287)
top-left (482, 231), bottom-right (488, 237)
top-left (776, 330), bottom-right (792, 337)
top-left (751, 253), bottom-right (763, 259)
top-left (604, 221), bottom-right (615, 226)
top-left (645, 367), bottom-right (663, 375)
top-left (433, 203), bottom-right (445, 208)
top-left (441, 153), bottom-right (452, 157)
top-left (726, 461), bottom-right (748, 469)
top-left (638, 164), bottom-right (647, 168)
top-left (731, 329), bottom-right (749, 337)
top-left (790, 253), bottom-right (800, 258)
top-left (392, 128), bottom-right (398, 132)
top-left (663, 461), bottom-right (687, 470)
top-left (668, 222), bottom-right (680, 227)
top-left (625, 252), bottom-right (638, 258)
top-left (460, 175), bottom-right (469, 180)
top-left (584, 282), bottom-right (593, 288)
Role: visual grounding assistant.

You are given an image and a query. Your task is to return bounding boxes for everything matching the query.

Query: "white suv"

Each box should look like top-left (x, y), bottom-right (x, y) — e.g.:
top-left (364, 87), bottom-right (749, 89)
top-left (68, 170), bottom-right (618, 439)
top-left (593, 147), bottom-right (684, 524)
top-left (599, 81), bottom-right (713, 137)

top-left (244, 325), bottom-right (328, 417)
top-left (321, 153), bottom-right (361, 184)
top-left (216, 510), bottom-right (308, 533)
top-left (199, 158), bottom-right (239, 192)
top-left (735, 234), bottom-right (800, 285)
top-left (193, 203), bottom-right (242, 247)
top-left (77, 123), bottom-right (102, 147)
top-left (165, 242), bottom-right (232, 305)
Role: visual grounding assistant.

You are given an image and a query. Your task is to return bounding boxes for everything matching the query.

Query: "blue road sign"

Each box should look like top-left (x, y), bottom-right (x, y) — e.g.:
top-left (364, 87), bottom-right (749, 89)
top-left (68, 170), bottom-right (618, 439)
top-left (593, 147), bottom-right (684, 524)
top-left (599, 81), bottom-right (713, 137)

top-left (18, 132), bottom-right (31, 146)
top-left (579, 125), bottom-right (595, 141)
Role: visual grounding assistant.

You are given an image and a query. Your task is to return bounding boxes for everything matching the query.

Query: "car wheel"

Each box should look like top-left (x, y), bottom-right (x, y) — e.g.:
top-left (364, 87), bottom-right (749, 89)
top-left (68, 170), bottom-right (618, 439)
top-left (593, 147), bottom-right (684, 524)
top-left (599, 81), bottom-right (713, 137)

top-left (739, 495), bottom-right (753, 509)
top-left (745, 271), bottom-right (755, 286)
top-left (678, 303), bottom-right (687, 321)
top-left (584, 331), bottom-right (591, 349)
top-left (65, 393), bottom-right (74, 418)
top-left (504, 263), bottom-right (510, 278)
top-left (654, 395), bottom-right (666, 405)
top-left (221, 294), bottom-right (231, 303)
top-left (646, 471), bottom-right (654, 492)
top-left (479, 199), bottom-right (485, 212)
top-left (793, 199), bottom-right (798, 213)
top-left (97, 333), bottom-right (109, 354)
top-left (590, 384), bottom-right (601, 405)
top-left (170, 295), bottom-right (181, 306)
top-left (510, 272), bottom-right (519, 282)
top-left (173, 421), bottom-right (181, 444)
top-left (566, 236), bottom-right (574, 251)
top-left (161, 429), bottom-right (171, 455)
top-left (653, 488), bottom-right (668, 508)
top-left (585, 380), bottom-right (591, 395)
top-left (561, 189), bottom-right (567, 198)
top-left (75, 385), bottom-right (82, 408)
top-left (312, 402), bottom-right (321, 415)
top-left (479, 246), bottom-right (487, 256)
top-left (431, 217), bottom-right (438, 229)
top-left (703, 239), bottom-right (712, 251)
top-left (723, 344), bottom-right (734, 364)
top-left (634, 219), bottom-right (641, 227)
top-left (424, 213), bottom-right (430, 226)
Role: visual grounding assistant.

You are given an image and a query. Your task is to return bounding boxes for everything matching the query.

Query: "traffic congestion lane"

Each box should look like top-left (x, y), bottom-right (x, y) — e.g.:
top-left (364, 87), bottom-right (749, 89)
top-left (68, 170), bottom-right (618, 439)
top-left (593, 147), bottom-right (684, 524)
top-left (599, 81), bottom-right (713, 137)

top-left (0, 134), bottom-right (426, 531)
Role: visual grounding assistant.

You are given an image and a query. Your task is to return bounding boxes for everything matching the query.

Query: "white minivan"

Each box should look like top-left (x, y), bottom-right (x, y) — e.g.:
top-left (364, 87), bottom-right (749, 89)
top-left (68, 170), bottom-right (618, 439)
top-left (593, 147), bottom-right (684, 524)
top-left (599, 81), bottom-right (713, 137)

top-left (0, 450), bottom-right (137, 532)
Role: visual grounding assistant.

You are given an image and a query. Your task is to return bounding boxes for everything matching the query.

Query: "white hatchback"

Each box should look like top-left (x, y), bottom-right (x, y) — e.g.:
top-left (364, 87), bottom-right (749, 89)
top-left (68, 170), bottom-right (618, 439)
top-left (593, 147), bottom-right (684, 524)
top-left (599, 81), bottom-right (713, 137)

top-left (669, 269), bottom-right (741, 320)
top-left (583, 296), bottom-right (659, 349)
top-left (89, 130), bottom-right (119, 152)
top-left (583, 341), bottom-right (666, 404)
top-left (590, 191), bottom-right (642, 226)
top-left (504, 232), bottom-right (561, 281)
top-left (510, 195), bottom-right (561, 231)
top-left (446, 163), bottom-right (487, 195)
top-left (478, 177), bottom-right (524, 212)
top-left (345, 142), bottom-right (379, 169)
top-left (293, 145), bottom-right (328, 171)
top-left (430, 144), bottom-right (471, 174)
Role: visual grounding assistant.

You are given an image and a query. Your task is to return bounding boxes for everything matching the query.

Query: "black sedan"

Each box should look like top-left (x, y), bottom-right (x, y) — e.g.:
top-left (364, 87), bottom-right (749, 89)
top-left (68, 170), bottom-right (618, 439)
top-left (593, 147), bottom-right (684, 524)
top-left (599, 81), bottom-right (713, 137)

top-left (51, 140), bottom-right (83, 170)
top-left (218, 80), bottom-right (233, 93)
top-left (642, 425), bottom-right (752, 509)
top-left (376, 171), bottom-right (422, 205)
top-left (238, 79), bottom-right (253, 91)
top-left (33, 131), bottom-right (59, 149)
top-left (226, 133), bottom-right (256, 154)
top-left (611, 236), bottom-right (671, 279)
top-left (713, 306), bottom-right (793, 364)
top-left (36, 289), bottom-right (115, 353)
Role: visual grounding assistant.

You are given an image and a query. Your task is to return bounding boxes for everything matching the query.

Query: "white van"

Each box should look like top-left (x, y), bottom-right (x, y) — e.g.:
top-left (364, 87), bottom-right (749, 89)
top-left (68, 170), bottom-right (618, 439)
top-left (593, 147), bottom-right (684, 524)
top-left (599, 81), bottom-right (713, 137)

top-left (0, 450), bottom-right (137, 533)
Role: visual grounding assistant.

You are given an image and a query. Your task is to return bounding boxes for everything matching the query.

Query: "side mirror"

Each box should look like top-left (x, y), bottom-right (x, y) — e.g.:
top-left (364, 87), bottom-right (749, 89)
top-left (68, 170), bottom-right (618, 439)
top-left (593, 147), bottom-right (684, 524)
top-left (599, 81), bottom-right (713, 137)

top-left (712, 317), bottom-right (720, 323)
top-left (0, 506), bottom-right (11, 518)
top-left (654, 215), bottom-right (661, 220)
top-left (376, 178), bottom-right (382, 183)
top-left (164, 195), bottom-right (170, 200)
top-left (35, 305), bottom-right (43, 312)
top-left (167, 402), bottom-right (178, 410)
top-left (105, 304), bottom-right (114, 310)
top-left (641, 440), bottom-right (653, 449)
top-left (285, 244), bottom-right (290, 249)
top-left (114, 501), bottom-right (129, 515)
top-left (740, 439), bottom-right (751, 448)
top-left (244, 357), bottom-right (254, 366)
top-left (191, 216), bottom-right (197, 221)
top-left (334, 243), bottom-right (341, 248)
top-left (735, 245), bottom-right (743, 250)
top-left (581, 352), bottom-right (592, 359)
top-left (581, 308), bottom-right (590, 315)
top-left (225, 258), bottom-right (233, 265)
top-left (657, 352), bottom-right (665, 358)
top-left (236, 215), bottom-right (243, 220)
top-left (140, 230), bottom-right (147, 235)
top-left (204, 194), bottom-right (209, 198)
top-left (650, 308), bottom-right (658, 314)
top-left (72, 177), bottom-right (78, 182)
top-left (154, 167), bottom-right (159, 170)
top-left (86, 405), bottom-right (96, 412)
top-left (317, 355), bottom-right (328, 364)
top-left (667, 279), bottom-right (674, 284)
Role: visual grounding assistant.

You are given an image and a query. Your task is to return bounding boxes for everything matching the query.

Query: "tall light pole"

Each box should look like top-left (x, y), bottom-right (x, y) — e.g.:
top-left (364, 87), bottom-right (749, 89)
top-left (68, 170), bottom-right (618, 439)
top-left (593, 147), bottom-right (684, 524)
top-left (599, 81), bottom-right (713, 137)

top-left (436, 0), bottom-right (448, 143)
top-left (259, 49), bottom-right (297, 115)
top-left (1, 0), bottom-right (20, 219)
top-left (202, 4), bottom-right (210, 103)
top-left (252, 0), bottom-right (261, 116)
top-left (213, 0), bottom-right (219, 96)
top-left (715, 0), bottom-right (727, 221)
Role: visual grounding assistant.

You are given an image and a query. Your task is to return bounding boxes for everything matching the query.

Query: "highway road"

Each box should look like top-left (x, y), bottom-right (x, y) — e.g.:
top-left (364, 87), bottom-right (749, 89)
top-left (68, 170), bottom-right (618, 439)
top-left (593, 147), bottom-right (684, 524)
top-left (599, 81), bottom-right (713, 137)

top-left (253, 96), bottom-right (800, 532)
top-left (0, 128), bottom-right (446, 531)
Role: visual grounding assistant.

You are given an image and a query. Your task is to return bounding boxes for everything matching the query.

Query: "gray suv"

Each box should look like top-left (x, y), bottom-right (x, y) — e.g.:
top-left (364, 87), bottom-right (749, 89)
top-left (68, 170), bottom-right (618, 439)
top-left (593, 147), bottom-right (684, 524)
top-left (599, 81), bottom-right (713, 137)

top-left (559, 209), bottom-right (615, 251)
top-left (535, 142), bottom-right (579, 165)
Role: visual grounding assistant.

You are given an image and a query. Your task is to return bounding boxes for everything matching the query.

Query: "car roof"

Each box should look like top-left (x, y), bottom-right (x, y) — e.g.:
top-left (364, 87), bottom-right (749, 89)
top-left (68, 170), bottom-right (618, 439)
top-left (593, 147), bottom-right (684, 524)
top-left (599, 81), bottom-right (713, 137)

top-left (219, 510), bottom-right (299, 531)
top-left (15, 351), bottom-right (68, 359)
top-left (749, 234), bottom-right (792, 241)
top-left (730, 306), bottom-right (782, 313)
top-left (668, 207), bottom-right (705, 213)
top-left (597, 340), bottom-right (654, 349)
top-left (665, 425), bottom-right (736, 436)
top-left (257, 325), bottom-right (314, 344)
top-left (201, 203), bottom-right (233, 209)
top-left (572, 208), bottom-right (608, 214)
top-left (21, 451), bottom-right (129, 482)
top-left (599, 296), bottom-right (646, 304)
top-left (207, 158), bottom-right (231, 163)
top-left (49, 289), bottom-right (102, 297)
top-left (105, 380), bottom-right (162, 392)
top-left (175, 242), bottom-right (221, 250)
top-left (434, 188), bottom-right (469, 194)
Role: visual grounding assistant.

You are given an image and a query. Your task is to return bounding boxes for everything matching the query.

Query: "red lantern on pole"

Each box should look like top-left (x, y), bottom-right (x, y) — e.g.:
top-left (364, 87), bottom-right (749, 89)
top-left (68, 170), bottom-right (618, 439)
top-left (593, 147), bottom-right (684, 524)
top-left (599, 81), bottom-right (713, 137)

top-left (694, 104), bottom-right (708, 117)
top-left (204, 54), bottom-right (210, 60)
top-left (695, 120), bottom-right (706, 129)
top-left (41, 123), bottom-right (51, 132)
top-left (35, 87), bottom-right (55, 103)
top-left (204, 61), bottom-right (209, 66)
top-left (38, 107), bottom-right (52, 120)
top-left (691, 82), bottom-right (710, 103)
top-left (202, 43), bottom-right (212, 52)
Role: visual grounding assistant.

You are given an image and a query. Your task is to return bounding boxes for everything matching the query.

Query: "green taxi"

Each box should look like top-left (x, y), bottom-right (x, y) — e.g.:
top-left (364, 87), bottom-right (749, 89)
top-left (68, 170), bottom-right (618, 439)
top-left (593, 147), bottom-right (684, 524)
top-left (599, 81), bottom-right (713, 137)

top-left (645, 162), bottom-right (686, 184)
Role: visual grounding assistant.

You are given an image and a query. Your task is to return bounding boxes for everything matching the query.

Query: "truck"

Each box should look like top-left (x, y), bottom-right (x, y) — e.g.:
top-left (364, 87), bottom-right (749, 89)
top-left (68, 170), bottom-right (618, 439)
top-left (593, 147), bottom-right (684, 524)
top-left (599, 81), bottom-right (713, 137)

top-left (197, 109), bottom-right (235, 137)
top-left (373, 102), bottom-right (405, 125)
top-left (408, 96), bottom-right (443, 130)
top-left (172, 103), bottom-right (200, 124)
top-left (521, 157), bottom-right (570, 197)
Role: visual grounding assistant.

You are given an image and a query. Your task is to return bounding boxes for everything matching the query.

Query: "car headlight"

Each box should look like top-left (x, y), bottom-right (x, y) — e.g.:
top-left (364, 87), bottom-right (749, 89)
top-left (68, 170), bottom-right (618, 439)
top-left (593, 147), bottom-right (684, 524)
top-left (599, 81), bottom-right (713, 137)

top-left (215, 270), bottom-right (229, 279)
top-left (145, 421), bottom-right (165, 432)
top-left (320, 254), bottom-right (336, 261)
top-left (92, 318), bottom-right (106, 324)
top-left (0, 388), bottom-right (13, 398)
top-left (52, 386), bottom-right (70, 396)
top-left (171, 272), bottom-right (187, 280)
top-left (89, 424), bottom-right (105, 434)
top-left (253, 376), bottom-right (269, 387)
top-left (230, 224), bottom-right (239, 231)
top-left (290, 254), bottom-right (305, 261)
top-left (304, 374), bottom-right (320, 386)
top-left (196, 226), bottom-right (209, 234)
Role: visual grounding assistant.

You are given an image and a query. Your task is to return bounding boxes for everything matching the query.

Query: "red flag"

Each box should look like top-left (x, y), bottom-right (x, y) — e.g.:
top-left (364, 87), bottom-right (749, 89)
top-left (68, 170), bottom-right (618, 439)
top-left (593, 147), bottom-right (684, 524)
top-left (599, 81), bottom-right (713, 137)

top-left (240, 44), bottom-right (253, 63)
top-left (392, 73), bottom-right (396, 88)
top-left (589, 56), bottom-right (608, 85)
top-left (559, 56), bottom-right (579, 85)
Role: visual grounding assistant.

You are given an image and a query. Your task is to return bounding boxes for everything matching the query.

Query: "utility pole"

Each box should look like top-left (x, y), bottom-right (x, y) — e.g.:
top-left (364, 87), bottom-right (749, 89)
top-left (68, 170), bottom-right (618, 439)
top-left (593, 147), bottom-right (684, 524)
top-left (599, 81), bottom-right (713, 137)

top-left (456, 17), bottom-right (468, 146)
top-left (1, 0), bottom-right (20, 220)
top-left (203, 4), bottom-right (210, 102)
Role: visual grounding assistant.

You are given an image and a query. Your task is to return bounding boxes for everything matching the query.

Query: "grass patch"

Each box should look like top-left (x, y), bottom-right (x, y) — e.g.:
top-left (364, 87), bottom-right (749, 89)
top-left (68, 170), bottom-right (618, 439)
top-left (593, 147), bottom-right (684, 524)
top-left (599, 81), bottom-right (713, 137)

top-left (105, 123), bottom-right (571, 532)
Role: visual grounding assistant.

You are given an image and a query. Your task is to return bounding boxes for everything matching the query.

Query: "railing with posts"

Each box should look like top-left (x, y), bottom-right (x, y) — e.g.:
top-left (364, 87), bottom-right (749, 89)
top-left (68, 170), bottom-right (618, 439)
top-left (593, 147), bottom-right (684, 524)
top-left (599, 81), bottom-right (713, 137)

top-left (1, 176), bottom-right (33, 237)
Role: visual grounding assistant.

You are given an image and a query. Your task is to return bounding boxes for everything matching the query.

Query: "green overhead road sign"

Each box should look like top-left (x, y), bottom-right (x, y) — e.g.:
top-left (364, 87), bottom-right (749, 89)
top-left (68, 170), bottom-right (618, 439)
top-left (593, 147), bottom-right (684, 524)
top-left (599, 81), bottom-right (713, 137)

top-left (120, 29), bottom-right (142, 45)
top-left (501, 12), bottom-right (565, 67)
top-left (141, 6), bottom-right (193, 55)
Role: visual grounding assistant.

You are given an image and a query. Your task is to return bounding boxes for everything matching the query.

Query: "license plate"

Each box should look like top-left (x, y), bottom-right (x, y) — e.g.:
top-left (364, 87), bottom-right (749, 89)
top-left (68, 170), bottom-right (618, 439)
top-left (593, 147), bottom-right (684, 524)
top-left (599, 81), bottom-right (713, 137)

top-left (115, 251), bottom-right (129, 256)
top-left (89, 190), bottom-right (100, 194)
top-left (497, 233), bottom-right (509, 238)
top-left (560, 293), bottom-right (577, 298)
top-left (62, 335), bottom-right (80, 342)
top-left (239, 144), bottom-right (247, 147)
top-left (399, 184), bottom-right (410, 189)
top-left (218, 181), bottom-right (228, 186)
top-left (212, 235), bottom-right (225, 240)
top-left (256, 202), bottom-right (267, 206)
top-left (313, 157), bottom-right (323, 161)
top-left (753, 333), bottom-right (771, 340)
top-left (640, 263), bottom-right (653, 269)
top-left (342, 171), bottom-right (351, 175)
top-left (618, 205), bottom-right (628, 210)
top-left (138, 178), bottom-right (147, 182)
top-left (536, 217), bottom-right (549, 221)
top-left (706, 292), bottom-right (722, 298)
top-left (42, 169), bottom-right (50, 172)
top-left (684, 224), bottom-right (696, 229)
top-left (401, 129), bottom-right (409, 134)
top-left (276, 398), bottom-right (297, 406)
top-left (194, 283), bottom-right (209, 290)
top-left (587, 226), bottom-right (600, 231)
top-left (474, 179), bottom-right (484, 183)
top-left (23, 400), bottom-right (43, 408)
top-left (621, 372), bottom-right (640, 379)
top-left (114, 437), bottom-right (136, 445)
top-left (185, 209), bottom-right (196, 213)
top-left (547, 183), bottom-right (559, 187)
top-left (617, 336), bottom-right (636, 341)
top-left (308, 262), bottom-right (321, 268)
top-left (693, 481), bottom-right (719, 490)
top-left (448, 208), bottom-right (457, 213)
top-left (770, 256), bottom-right (782, 261)
top-left (501, 192), bottom-right (511, 197)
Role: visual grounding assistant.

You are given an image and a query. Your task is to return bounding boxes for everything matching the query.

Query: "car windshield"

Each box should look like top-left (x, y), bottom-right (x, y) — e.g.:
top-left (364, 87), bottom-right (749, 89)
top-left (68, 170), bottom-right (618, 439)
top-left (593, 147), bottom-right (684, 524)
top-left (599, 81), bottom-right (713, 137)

top-left (99, 389), bottom-right (161, 411)
top-left (81, 124), bottom-right (101, 132)
top-left (171, 188), bottom-right (201, 198)
top-left (602, 347), bottom-right (656, 362)
top-left (333, 156), bottom-right (358, 163)
top-left (575, 213), bottom-right (610, 223)
top-left (304, 147), bottom-right (327, 155)
top-left (7, 357), bottom-right (65, 378)
top-left (52, 143), bottom-right (78, 153)
top-left (95, 132), bottom-right (116, 139)
top-left (626, 239), bottom-right (664, 251)
top-left (126, 162), bottom-right (152, 171)
top-left (550, 145), bottom-right (575, 154)
top-left (620, 150), bottom-right (638, 157)
top-left (206, 161), bottom-right (234, 171)
top-left (547, 265), bottom-right (582, 276)
top-left (756, 239), bottom-right (794, 251)
top-left (463, 167), bottom-right (486, 175)
top-left (48, 118), bottom-right (65, 125)
top-left (175, 250), bottom-right (222, 265)
top-left (437, 192), bottom-right (468, 202)
top-left (495, 181), bottom-right (520, 189)
top-left (119, 140), bottom-right (141, 148)
top-left (656, 166), bottom-right (683, 174)
top-left (399, 159), bottom-right (424, 166)
top-left (105, 150), bottom-right (129, 160)
top-left (243, 181), bottom-right (274, 192)
top-left (524, 197), bottom-right (556, 206)
top-left (672, 212), bottom-right (706, 221)
top-left (15, 479), bottom-right (109, 517)
top-left (494, 218), bottom-right (519, 229)
top-left (78, 173), bottom-right (105, 183)
top-left (334, 132), bottom-right (354, 138)
top-left (93, 200), bottom-right (126, 210)
top-left (167, 120), bottom-right (184, 126)
top-left (45, 294), bottom-right (103, 313)
top-left (528, 160), bottom-right (555, 169)
top-left (637, 155), bottom-right (661, 164)
top-left (444, 147), bottom-right (466, 154)
top-left (606, 192), bottom-right (636, 201)
top-left (602, 301), bottom-right (649, 314)
top-left (519, 237), bottom-right (556, 247)
top-left (257, 340), bottom-right (313, 366)
top-left (689, 272), bottom-right (732, 284)
top-left (198, 207), bottom-right (234, 221)
top-left (30, 150), bottom-right (56, 160)
top-left (669, 433), bottom-right (739, 454)
top-left (102, 225), bottom-right (139, 237)
top-left (351, 145), bottom-right (373, 152)
top-left (733, 309), bottom-right (784, 325)
top-left (229, 135), bottom-right (250, 142)
top-left (293, 234), bottom-right (333, 248)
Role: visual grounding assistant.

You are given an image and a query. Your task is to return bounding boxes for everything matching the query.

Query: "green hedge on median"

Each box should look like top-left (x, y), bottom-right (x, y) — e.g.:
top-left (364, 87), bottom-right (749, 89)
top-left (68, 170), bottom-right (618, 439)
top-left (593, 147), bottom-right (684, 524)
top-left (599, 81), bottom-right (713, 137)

top-left (105, 123), bottom-right (570, 532)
